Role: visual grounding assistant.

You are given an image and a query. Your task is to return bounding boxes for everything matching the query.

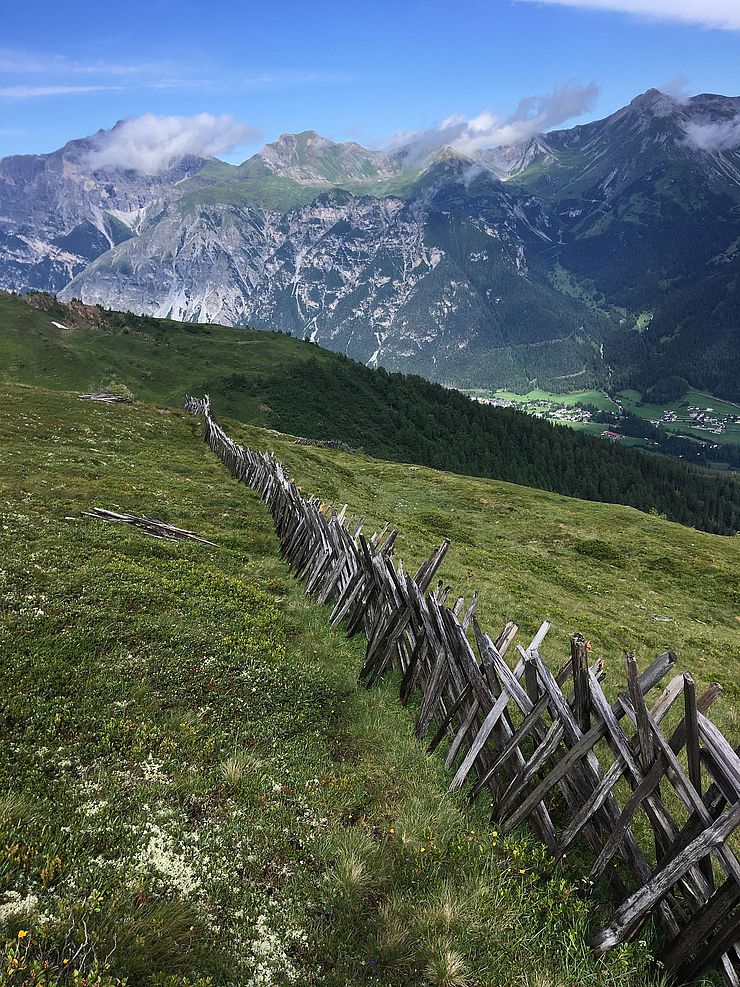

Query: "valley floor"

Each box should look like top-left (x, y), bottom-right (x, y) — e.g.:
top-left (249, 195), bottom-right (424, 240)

top-left (464, 387), bottom-right (740, 462)
top-left (0, 384), bottom-right (734, 985)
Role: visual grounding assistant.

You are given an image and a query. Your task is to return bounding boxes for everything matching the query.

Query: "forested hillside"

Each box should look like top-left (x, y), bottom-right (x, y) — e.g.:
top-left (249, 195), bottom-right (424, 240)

top-left (2, 291), bottom-right (738, 534)
top-left (246, 358), bottom-right (740, 534)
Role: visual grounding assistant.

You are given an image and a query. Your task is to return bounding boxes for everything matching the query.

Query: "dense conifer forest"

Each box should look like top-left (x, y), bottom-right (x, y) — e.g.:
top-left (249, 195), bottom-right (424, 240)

top-left (244, 358), bottom-right (740, 535)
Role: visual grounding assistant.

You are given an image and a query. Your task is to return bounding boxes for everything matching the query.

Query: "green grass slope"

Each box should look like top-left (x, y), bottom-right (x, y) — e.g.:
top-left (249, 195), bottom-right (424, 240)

top-left (1, 383), bottom-right (676, 987)
top-left (226, 414), bottom-right (740, 719)
top-left (1, 291), bottom-right (738, 535)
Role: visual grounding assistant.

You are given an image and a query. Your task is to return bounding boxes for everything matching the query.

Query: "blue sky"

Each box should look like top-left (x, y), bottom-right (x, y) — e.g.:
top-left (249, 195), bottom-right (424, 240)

top-left (1, 0), bottom-right (739, 161)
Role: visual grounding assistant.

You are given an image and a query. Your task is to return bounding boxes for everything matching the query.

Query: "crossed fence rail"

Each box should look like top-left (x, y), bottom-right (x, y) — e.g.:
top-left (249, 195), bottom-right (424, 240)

top-left (185, 394), bottom-right (740, 985)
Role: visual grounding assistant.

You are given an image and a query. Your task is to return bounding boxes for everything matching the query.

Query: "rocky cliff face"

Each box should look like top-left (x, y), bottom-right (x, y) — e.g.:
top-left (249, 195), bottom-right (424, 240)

top-left (0, 134), bottom-right (204, 292)
top-left (2, 90), bottom-right (739, 396)
top-left (58, 162), bottom-right (608, 387)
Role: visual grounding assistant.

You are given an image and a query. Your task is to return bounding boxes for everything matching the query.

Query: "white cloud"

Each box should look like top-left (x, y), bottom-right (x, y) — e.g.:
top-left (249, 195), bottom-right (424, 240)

top-left (391, 79), bottom-right (599, 161)
top-left (659, 74), bottom-right (691, 100)
top-left (518, 0), bottom-right (740, 31)
top-left (685, 116), bottom-right (740, 150)
top-left (0, 47), bottom-right (168, 77)
top-left (83, 113), bottom-right (259, 174)
top-left (0, 84), bottom-right (123, 99)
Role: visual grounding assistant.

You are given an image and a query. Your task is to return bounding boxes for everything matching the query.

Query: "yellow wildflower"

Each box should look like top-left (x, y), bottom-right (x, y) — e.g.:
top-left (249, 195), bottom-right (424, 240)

top-left (17, 930), bottom-right (28, 939)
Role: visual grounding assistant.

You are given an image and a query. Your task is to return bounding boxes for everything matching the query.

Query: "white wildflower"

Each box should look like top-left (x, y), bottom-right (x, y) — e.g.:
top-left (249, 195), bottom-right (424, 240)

top-left (0, 891), bottom-right (39, 929)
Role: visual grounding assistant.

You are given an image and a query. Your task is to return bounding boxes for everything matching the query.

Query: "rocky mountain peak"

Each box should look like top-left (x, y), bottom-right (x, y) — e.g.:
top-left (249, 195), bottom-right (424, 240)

top-left (618, 89), bottom-right (740, 133)
top-left (429, 146), bottom-right (475, 166)
top-left (255, 130), bottom-right (400, 185)
top-left (628, 88), bottom-right (680, 117)
top-left (267, 129), bottom-right (332, 152)
top-left (1, 88), bottom-right (739, 404)
top-left (479, 134), bottom-right (559, 179)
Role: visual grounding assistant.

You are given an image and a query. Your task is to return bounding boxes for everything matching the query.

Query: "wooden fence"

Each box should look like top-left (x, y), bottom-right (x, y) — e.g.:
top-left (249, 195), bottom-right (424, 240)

top-left (185, 394), bottom-right (740, 985)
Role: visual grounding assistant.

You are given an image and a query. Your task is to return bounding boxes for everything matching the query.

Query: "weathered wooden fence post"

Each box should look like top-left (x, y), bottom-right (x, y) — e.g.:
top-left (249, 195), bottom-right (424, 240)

top-left (184, 395), bottom-right (740, 986)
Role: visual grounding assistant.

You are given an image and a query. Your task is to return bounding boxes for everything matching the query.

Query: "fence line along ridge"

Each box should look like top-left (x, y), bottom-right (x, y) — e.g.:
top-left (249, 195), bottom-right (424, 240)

top-left (185, 394), bottom-right (740, 986)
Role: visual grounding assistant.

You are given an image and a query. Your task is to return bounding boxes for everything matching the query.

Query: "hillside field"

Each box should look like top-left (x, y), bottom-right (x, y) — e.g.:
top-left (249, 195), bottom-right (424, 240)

top-left (471, 388), bottom-right (620, 413)
top-left (224, 414), bottom-right (739, 719)
top-left (2, 291), bottom-right (739, 536)
top-left (1, 382), bottom-right (738, 986)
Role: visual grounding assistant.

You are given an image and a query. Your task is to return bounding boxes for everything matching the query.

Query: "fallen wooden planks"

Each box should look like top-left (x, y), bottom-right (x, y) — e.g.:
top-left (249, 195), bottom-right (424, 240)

top-left (81, 507), bottom-right (218, 546)
top-left (78, 392), bottom-right (132, 404)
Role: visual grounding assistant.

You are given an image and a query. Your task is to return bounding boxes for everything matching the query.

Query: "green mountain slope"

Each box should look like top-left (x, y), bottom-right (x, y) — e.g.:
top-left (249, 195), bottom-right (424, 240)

top-left (222, 404), bottom-right (739, 708)
top-left (1, 290), bottom-right (738, 534)
top-left (1, 382), bottom-right (736, 984)
top-left (505, 90), bottom-right (740, 401)
top-left (0, 384), bottom-right (684, 987)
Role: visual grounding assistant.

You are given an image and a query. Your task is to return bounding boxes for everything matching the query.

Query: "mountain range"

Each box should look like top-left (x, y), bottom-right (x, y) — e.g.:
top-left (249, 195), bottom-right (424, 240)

top-left (1, 89), bottom-right (739, 399)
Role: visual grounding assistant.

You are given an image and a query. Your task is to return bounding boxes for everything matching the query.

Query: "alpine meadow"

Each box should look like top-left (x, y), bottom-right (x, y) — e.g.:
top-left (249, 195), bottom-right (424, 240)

top-left (1, 3), bottom-right (739, 986)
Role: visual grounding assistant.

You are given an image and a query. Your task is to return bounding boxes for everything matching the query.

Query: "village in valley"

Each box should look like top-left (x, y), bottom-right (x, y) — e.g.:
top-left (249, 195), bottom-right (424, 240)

top-left (463, 387), bottom-right (740, 466)
top-left (658, 405), bottom-right (740, 436)
top-left (478, 394), bottom-right (594, 425)
top-left (477, 394), bottom-right (740, 436)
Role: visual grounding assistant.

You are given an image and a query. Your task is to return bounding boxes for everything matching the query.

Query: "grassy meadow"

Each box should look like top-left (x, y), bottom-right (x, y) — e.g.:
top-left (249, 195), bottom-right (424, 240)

top-left (0, 383), bottom-right (691, 987)
top-left (3, 290), bottom-right (740, 539)
top-left (0, 291), bottom-right (315, 425)
top-left (469, 388), bottom-right (620, 413)
top-left (227, 415), bottom-right (740, 720)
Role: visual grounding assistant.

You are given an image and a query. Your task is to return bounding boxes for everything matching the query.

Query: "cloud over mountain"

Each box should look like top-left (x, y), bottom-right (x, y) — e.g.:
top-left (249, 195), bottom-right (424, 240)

top-left (685, 115), bottom-right (740, 151)
top-left (84, 113), bottom-right (259, 174)
top-left (390, 80), bottom-right (599, 162)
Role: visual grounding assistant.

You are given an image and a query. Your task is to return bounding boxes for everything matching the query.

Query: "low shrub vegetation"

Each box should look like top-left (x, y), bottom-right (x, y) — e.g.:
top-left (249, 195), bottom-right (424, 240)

top-left (0, 384), bottom-right (721, 985)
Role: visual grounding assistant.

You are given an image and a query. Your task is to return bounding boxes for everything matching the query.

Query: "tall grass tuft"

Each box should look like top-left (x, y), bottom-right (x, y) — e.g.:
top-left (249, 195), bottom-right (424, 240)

top-left (0, 791), bottom-right (37, 824)
top-left (421, 880), bottom-right (479, 936)
top-left (423, 944), bottom-right (472, 987)
top-left (325, 829), bottom-right (387, 900)
top-left (219, 749), bottom-right (266, 788)
top-left (373, 895), bottom-right (417, 972)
